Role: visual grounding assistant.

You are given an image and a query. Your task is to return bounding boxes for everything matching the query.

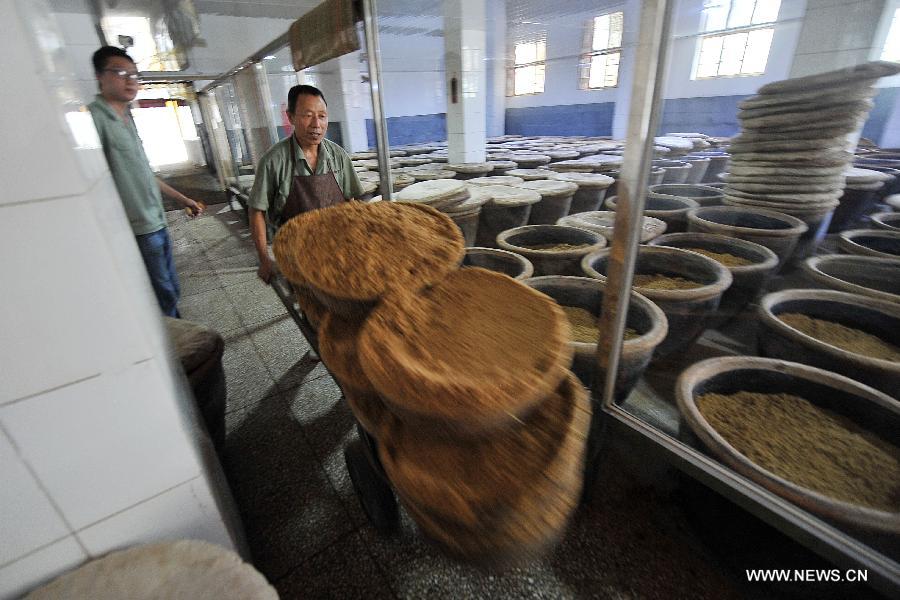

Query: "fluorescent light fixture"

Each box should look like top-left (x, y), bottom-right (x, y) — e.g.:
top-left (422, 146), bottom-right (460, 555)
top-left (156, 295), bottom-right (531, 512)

top-left (263, 55), bottom-right (277, 60)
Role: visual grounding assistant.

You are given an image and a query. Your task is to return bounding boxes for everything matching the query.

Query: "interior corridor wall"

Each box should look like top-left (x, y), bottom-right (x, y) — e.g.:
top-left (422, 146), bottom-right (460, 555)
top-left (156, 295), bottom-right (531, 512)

top-left (503, 0), bottom-right (898, 142)
top-left (0, 2), bottom-right (241, 597)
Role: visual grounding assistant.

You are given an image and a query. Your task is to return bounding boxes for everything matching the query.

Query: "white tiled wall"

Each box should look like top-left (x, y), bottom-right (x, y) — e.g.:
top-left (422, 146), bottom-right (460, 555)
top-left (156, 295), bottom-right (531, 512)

top-left (790, 0), bottom-right (893, 77)
top-left (0, 1), bottom-right (236, 597)
top-left (445, 0), bottom-right (487, 163)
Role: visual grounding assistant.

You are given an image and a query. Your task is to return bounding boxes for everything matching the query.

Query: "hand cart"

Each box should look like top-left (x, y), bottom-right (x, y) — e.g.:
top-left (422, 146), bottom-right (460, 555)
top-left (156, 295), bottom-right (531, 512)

top-left (270, 274), bottom-right (400, 535)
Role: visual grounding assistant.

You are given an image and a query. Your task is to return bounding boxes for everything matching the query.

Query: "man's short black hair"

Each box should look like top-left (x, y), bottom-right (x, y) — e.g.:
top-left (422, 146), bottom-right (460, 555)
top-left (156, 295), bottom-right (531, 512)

top-left (287, 85), bottom-right (327, 114)
top-left (92, 46), bottom-right (135, 74)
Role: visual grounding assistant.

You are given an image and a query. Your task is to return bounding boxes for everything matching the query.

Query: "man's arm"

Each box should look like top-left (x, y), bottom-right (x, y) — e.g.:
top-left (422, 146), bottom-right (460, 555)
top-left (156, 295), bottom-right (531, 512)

top-left (249, 207), bottom-right (274, 283)
top-left (157, 178), bottom-right (204, 216)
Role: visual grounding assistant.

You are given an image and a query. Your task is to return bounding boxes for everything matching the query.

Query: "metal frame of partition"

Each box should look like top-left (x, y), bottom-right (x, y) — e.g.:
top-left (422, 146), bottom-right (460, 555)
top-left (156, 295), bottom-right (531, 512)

top-left (197, 0), bottom-right (394, 200)
top-left (594, 1), bottom-right (899, 595)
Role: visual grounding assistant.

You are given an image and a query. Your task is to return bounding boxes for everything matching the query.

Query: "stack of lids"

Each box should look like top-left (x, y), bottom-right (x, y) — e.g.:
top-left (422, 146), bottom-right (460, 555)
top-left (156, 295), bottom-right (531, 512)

top-left (843, 166), bottom-right (892, 191)
top-left (548, 172), bottom-right (615, 189)
top-left (722, 61), bottom-right (900, 216)
top-left (654, 136), bottom-right (696, 157)
top-left (545, 160), bottom-right (598, 173)
top-left (358, 267), bottom-right (589, 562)
top-left (477, 184), bottom-right (543, 209)
top-left (396, 179), bottom-right (471, 210)
top-left (445, 162), bottom-right (495, 177)
top-left (509, 153), bottom-right (552, 168)
top-left (407, 167), bottom-right (457, 181)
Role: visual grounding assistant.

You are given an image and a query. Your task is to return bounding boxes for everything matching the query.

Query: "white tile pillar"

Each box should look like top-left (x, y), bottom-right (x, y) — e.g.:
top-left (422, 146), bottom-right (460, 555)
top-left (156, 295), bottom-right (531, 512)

top-left (790, 0), bottom-right (891, 77)
top-left (444, 0), bottom-right (487, 163)
top-left (336, 52), bottom-right (370, 152)
top-left (611, 0), bottom-right (644, 140)
top-left (485, 0), bottom-right (507, 138)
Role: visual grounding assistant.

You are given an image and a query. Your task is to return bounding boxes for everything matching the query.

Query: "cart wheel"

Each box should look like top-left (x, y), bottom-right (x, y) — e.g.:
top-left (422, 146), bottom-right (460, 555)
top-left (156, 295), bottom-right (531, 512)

top-left (344, 440), bottom-right (398, 535)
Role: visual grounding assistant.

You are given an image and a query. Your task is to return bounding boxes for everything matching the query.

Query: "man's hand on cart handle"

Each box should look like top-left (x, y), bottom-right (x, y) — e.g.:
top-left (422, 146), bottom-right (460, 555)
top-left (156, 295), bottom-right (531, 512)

top-left (257, 255), bottom-right (275, 284)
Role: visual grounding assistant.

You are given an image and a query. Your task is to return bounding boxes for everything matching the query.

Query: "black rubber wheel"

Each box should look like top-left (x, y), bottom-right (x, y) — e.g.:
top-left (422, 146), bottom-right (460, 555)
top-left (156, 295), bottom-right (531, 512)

top-left (344, 439), bottom-right (399, 536)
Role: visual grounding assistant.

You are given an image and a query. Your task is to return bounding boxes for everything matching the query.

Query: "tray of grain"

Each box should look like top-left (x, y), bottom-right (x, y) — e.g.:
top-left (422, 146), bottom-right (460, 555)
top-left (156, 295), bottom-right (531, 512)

top-left (677, 356), bottom-right (900, 533)
top-left (358, 267), bottom-right (573, 434)
top-left (380, 373), bottom-right (591, 563)
top-left (272, 202), bottom-right (465, 318)
top-left (318, 312), bottom-right (379, 396)
top-left (758, 289), bottom-right (900, 398)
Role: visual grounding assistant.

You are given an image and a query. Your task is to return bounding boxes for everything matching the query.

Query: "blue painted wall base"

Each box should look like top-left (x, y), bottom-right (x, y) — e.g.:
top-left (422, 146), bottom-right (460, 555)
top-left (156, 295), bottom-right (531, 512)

top-left (505, 103), bottom-right (615, 136)
top-left (365, 113), bottom-right (446, 148)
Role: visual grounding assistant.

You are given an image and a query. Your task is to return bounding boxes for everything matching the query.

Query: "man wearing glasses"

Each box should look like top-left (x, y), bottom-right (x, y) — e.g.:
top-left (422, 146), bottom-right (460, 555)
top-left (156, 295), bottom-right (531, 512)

top-left (88, 46), bottom-right (203, 317)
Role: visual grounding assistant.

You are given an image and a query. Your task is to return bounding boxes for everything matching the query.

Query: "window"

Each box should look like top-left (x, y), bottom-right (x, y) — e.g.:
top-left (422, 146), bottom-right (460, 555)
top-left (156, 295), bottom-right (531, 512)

top-left (509, 39), bottom-right (546, 96)
top-left (882, 8), bottom-right (900, 63)
top-left (579, 11), bottom-right (624, 89)
top-left (694, 0), bottom-right (781, 79)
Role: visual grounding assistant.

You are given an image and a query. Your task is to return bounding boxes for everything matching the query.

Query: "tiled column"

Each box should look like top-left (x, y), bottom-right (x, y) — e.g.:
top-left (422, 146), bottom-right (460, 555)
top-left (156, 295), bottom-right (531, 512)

top-left (444, 0), bottom-right (487, 163)
top-left (335, 52), bottom-right (370, 152)
top-left (611, 0), bottom-right (644, 139)
top-left (0, 1), bottom-right (239, 597)
top-left (485, 0), bottom-right (506, 138)
top-left (790, 0), bottom-right (891, 77)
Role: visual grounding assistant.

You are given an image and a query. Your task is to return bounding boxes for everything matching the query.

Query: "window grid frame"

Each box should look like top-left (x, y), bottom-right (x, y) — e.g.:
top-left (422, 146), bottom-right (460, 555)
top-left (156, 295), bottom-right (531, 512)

top-left (579, 11), bottom-right (624, 91)
top-left (694, 0), bottom-right (780, 80)
top-left (508, 38), bottom-right (547, 97)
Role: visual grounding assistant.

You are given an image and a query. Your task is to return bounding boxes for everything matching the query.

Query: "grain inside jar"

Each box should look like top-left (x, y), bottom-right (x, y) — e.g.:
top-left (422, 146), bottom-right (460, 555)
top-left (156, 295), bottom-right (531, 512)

top-left (778, 313), bottom-right (900, 362)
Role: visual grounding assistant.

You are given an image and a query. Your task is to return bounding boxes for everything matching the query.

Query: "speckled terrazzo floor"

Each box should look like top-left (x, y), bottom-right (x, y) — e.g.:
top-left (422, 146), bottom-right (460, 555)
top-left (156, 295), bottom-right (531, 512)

top-left (165, 200), bottom-right (885, 600)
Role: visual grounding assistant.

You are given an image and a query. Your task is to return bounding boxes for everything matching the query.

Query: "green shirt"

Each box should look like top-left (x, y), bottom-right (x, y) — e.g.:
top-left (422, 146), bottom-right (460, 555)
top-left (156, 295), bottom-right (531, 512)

top-left (248, 136), bottom-right (363, 227)
top-left (88, 96), bottom-right (165, 236)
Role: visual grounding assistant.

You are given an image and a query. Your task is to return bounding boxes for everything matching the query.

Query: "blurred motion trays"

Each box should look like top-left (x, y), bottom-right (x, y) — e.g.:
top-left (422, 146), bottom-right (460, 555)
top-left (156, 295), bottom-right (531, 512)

top-left (272, 202), bottom-right (464, 304)
top-left (358, 267), bottom-right (573, 433)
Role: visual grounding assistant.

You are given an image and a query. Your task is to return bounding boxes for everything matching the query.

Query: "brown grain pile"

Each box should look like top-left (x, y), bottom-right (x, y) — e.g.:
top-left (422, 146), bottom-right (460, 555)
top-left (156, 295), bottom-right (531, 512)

top-left (778, 313), bottom-right (900, 361)
top-left (526, 243), bottom-right (591, 251)
top-left (272, 202), bottom-right (464, 301)
top-left (632, 273), bottom-right (703, 290)
top-left (697, 391), bottom-right (900, 512)
top-left (561, 306), bottom-right (639, 343)
top-left (358, 267), bottom-right (573, 433)
top-left (684, 247), bottom-right (753, 267)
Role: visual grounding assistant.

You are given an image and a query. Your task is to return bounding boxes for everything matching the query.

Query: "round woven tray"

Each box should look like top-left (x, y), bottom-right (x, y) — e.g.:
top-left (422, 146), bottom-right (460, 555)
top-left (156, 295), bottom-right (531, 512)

top-left (383, 373), bottom-right (591, 563)
top-left (318, 312), bottom-right (378, 396)
top-left (358, 267), bottom-right (573, 435)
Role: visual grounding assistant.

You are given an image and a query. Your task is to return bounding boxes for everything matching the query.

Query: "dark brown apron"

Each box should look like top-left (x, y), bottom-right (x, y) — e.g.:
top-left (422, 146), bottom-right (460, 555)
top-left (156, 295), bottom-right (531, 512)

top-left (279, 135), bottom-right (347, 225)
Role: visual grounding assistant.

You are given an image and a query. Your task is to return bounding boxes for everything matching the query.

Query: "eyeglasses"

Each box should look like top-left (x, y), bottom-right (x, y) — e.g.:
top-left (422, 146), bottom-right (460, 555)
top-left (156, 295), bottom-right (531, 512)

top-left (103, 69), bottom-right (140, 80)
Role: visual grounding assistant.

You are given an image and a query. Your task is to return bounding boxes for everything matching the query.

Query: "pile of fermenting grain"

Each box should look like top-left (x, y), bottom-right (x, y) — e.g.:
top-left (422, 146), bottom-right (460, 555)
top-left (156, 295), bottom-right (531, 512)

top-left (697, 391), bottom-right (900, 513)
top-left (274, 203), bottom-right (590, 564)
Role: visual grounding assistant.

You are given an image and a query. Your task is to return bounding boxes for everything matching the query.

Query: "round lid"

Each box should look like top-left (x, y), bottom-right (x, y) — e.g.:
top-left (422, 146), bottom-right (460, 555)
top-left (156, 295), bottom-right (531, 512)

top-left (546, 149), bottom-right (580, 159)
top-left (654, 136), bottom-right (696, 151)
top-left (396, 178), bottom-right (467, 203)
top-left (411, 170), bottom-right (458, 181)
top-left (360, 181), bottom-right (378, 195)
top-left (546, 160), bottom-right (598, 173)
top-left (352, 152), bottom-right (377, 160)
top-left (548, 172), bottom-right (615, 188)
top-left (844, 167), bottom-right (892, 184)
top-left (273, 202), bottom-right (464, 300)
top-left (468, 175), bottom-right (526, 187)
top-left (446, 162), bottom-right (494, 173)
top-left (511, 154), bottom-right (551, 164)
top-left (505, 168), bottom-right (552, 181)
top-left (518, 179), bottom-right (579, 197)
top-left (479, 184), bottom-right (542, 207)
top-left (487, 159), bottom-right (518, 169)
top-left (358, 267), bottom-right (573, 431)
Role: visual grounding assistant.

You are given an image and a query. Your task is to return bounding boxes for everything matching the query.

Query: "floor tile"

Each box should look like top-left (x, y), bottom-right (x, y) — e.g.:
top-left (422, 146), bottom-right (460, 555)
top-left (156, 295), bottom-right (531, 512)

top-left (274, 531), bottom-right (396, 600)
top-left (248, 315), bottom-right (317, 392)
top-left (225, 279), bottom-right (288, 329)
top-left (223, 398), bottom-right (355, 581)
top-left (222, 331), bottom-right (279, 413)
top-left (178, 287), bottom-right (243, 333)
top-left (179, 271), bottom-right (223, 298)
top-left (212, 253), bottom-right (263, 286)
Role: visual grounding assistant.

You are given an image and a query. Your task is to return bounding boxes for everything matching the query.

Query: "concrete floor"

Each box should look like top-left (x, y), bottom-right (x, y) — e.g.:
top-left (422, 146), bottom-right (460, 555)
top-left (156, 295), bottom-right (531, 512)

top-left (165, 202), bottom-right (881, 600)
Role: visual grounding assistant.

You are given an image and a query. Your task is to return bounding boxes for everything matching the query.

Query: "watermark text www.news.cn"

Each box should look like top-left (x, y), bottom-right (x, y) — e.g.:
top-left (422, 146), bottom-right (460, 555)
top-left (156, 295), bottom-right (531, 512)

top-left (746, 569), bottom-right (868, 583)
